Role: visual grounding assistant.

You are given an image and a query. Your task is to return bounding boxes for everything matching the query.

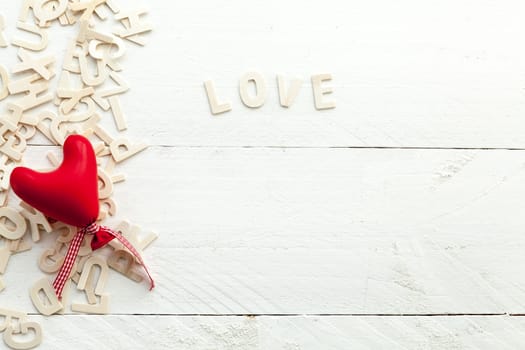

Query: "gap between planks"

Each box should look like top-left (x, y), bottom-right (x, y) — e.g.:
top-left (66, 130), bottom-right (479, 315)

top-left (26, 313), bottom-right (525, 317)
top-left (24, 144), bottom-right (525, 151)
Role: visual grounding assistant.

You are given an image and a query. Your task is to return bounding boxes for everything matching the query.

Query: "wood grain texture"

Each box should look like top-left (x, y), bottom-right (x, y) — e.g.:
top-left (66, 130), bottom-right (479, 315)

top-left (1, 146), bottom-right (524, 315)
top-left (3, 0), bottom-right (525, 148)
top-left (1, 0), bottom-right (525, 348)
top-left (121, 0), bottom-right (525, 148)
top-left (31, 315), bottom-right (525, 349)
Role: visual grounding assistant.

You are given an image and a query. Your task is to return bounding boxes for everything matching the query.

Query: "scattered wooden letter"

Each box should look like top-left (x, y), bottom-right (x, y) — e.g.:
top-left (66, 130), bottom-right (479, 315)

top-left (0, 1), bottom-right (159, 321)
top-left (19, 202), bottom-right (52, 242)
top-left (63, 41), bottom-right (87, 73)
top-left (11, 21), bottom-right (49, 52)
top-left (71, 293), bottom-right (109, 314)
top-left (77, 20), bottom-right (114, 44)
top-left (77, 256), bottom-right (109, 296)
top-left (0, 155), bottom-right (18, 191)
top-left (0, 245), bottom-right (11, 274)
top-left (108, 95), bottom-right (127, 131)
top-left (0, 15), bottom-right (7, 48)
top-left (0, 207), bottom-right (26, 240)
top-left (114, 8), bottom-right (152, 44)
top-left (38, 247), bottom-right (65, 273)
top-left (0, 307), bottom-right (27, 334)
top-left (33, 0), bottom-right (68, 27)
top-left (109, 138), bottom-right (147, 163)
top-left (108, 249), bottom-right (143, 282)
top-left (0, 65), bottom-right (9, 101)
top-left (4, 320), bottom-right (42, 350)
top-left (70, 0), bottom-right (109, 22)
top-left (8, 72), bottom-right (55, 112)
top-left (57, 86), bottom-right (95, 114)
top-left (30, 277), bottom-right (62, 316)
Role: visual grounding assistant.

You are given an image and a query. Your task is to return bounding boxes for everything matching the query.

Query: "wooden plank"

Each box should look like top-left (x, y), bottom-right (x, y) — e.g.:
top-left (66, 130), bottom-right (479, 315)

top-left (2, 1), bottom-right (525, 148)
top-left (30, 315), bottom-right (525, 349)
top-left (119, 0), bottom-right (525, 148)
top-left (1, 0), bottom-right (524, 348)
top-left (2, 146), bottom-right (525, 315)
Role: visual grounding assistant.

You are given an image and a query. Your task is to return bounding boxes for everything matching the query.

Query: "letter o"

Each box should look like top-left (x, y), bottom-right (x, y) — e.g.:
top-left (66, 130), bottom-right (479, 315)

top-left (239, 72), bottom-right (267, 108)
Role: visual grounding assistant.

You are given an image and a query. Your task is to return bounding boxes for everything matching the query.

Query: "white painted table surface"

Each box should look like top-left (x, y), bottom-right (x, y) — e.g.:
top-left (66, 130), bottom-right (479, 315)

top-left (2, 0), bottom-right (525, 349)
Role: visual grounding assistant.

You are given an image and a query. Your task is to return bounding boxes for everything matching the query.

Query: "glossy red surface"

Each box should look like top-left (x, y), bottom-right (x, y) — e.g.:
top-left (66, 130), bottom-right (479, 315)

top-left (10, 135), bottom-right (100, 227)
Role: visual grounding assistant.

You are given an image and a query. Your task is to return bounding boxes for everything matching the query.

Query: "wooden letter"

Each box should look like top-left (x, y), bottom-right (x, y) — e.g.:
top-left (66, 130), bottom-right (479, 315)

top-left (92, 71), bottom-right (128, 110)
top-left (113, 7), bottom-right (152, 44)
top-left (33, 0), bottom-right (68, 27)
top-left (0, 307), bottom-right (27, 332)
top-left (88, 37), bottom-right (125, 60)
top-left (11, 21), bottom-right (49, 51)
top-left (63, 41), bottom-right (87, 73)
top-left (108, 95), bottom-right (127, 130)
top-left (8, 72), bottom-right (54, 112)
top-left (108, 249), bottom-right (143, 282)
top-left (19, 202), bottom-right (51, 242)
top-left (0, 208), bottom-right (26, 240)
top-left (277, 75), bottom-right (302, 108)
top-left (77, 20), bottom-right (114, 44)
top-left (30, 278), bottom-right (63, 315)
top-left (311, 73), bottom-right (336, 110)
top-left (0, 155), bottom-right (17, 191)
top-left (0, 65), bottom-right (9, 101)
top-left (77, 256), bottom-right (109, 295)
top-left (0, 15), bottom-right (7, 47)
top-left (71, 294), bottom-right (109, 314)
top-left (79, 53), bottom-right (108, 86)
top-left (39, 247), bottom-right (65, 273)
top-left (239, 72), bottom-right (267, 108)
top-left (109, 138), bottom-right (147, 163)
top-left (70, 0), bottom-right (108, 21)
top-left (204, 80), bottom-right (231, 115)
top-left (4, 321), bottom-right (42, 349)
top-left (57, 87), bottom-right (95, 114)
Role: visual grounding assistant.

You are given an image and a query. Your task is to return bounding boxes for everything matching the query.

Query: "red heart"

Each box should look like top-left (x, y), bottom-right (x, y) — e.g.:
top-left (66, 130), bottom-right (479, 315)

top-left (10, 135), bottom-right (100, 228)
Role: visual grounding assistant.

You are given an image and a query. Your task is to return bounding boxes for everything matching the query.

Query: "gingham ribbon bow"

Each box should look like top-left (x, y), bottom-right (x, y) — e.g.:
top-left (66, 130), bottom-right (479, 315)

top-left (53, 222), bottom-right (155, 299)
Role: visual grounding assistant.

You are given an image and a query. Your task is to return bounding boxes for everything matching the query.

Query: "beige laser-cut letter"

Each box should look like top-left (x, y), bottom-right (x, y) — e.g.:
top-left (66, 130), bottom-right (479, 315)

top-left (311, 73), bottom-right (336, 110)
top-left (204, 80), bottom-right (231, 115)
top-left (239, 72), bottom-right (266, 108)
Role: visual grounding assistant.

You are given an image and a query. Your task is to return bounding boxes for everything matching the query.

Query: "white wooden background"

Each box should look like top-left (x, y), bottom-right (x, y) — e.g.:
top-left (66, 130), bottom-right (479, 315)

top-left (2, 0), bottom-right (525, 348)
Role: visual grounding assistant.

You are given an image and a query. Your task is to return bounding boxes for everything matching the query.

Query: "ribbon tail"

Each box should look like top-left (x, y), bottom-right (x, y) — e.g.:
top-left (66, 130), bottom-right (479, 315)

top-left (98, 226), bottom-right (155, 291)
top-left (52, 223), bottom-right (155, 300)
top-left (53, 227), bottom-right (87, 299)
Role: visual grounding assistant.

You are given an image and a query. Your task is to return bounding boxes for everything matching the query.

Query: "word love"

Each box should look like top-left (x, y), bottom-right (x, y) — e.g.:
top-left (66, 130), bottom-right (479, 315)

top-left (204, 72), bottom-right (336, 115)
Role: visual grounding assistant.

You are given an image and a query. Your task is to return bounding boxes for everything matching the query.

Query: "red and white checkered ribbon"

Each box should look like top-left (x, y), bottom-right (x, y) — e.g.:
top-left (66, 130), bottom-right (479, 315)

top-left (53, 222), bottom-right (155, 299)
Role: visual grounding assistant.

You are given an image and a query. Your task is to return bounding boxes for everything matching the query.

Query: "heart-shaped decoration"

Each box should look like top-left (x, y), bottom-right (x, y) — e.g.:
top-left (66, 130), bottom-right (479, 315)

top-left (10, 135), bottom-right (100, 228)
